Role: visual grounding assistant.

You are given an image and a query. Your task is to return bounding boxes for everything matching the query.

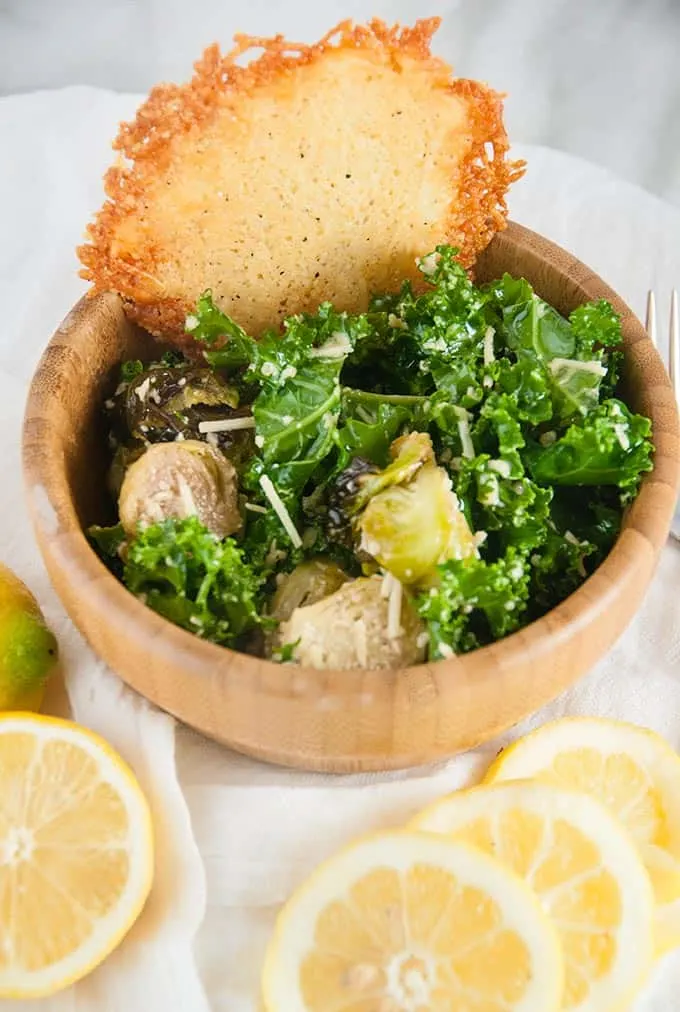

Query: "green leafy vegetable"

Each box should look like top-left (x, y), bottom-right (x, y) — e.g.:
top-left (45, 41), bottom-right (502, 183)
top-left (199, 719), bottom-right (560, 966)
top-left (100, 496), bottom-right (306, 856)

top-left (337, 390), bottom-right (421, 467)
top-left (570, 299), bottom-right (623, 356)
top-left (120, 359), bottom-right (144, 384)
top-left (88, 523), bottom-right (126, 561)
top-left (417, 548), bottom-right (530, 657)
top-left (123, 516), bottom-right (267, 646)
top-left (526, 400), bottom-right (653, 488)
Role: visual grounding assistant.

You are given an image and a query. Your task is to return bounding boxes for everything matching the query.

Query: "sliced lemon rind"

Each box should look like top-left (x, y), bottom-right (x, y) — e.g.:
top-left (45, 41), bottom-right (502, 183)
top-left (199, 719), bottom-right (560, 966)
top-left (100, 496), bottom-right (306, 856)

top-left (484, 717), bottom-right (680, 950)
top-left (484, 717), bottom-right (680, 788)
top-left (262, 830), bottom-right (563, 1012)
top-left (0, 714), bottom-right (153, 999)
top-left (412, 781), bottom-right (655, 1012)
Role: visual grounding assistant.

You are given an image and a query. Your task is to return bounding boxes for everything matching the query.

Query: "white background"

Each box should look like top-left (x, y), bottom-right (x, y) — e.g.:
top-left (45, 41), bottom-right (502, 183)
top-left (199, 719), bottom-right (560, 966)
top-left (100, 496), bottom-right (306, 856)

top-left (0, 0), bottom-right (679, 205)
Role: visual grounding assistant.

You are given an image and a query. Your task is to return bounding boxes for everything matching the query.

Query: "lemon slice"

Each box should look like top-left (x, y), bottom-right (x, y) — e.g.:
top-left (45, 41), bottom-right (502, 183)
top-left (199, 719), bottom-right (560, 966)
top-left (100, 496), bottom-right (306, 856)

top-left (484, 717), bottom-right (680, 951)
top-left (262, 830), bottom-right (563, 1012)
top-left (0, 713), bottom-right (153, 998)
top-left (412, 782), bottom-right (654, 1012)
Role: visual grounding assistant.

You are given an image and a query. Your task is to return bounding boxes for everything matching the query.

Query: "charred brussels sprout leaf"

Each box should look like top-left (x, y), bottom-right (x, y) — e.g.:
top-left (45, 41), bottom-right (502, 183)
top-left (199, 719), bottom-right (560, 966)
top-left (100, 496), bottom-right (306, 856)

top-left (124, 366), bottom-right (239, 442)
top-left (359, 463), bottom-right (477, 585)
top-left (87, 526), bottom-right (125, 574)
top-left (349, 432), bottom-right (434, 515)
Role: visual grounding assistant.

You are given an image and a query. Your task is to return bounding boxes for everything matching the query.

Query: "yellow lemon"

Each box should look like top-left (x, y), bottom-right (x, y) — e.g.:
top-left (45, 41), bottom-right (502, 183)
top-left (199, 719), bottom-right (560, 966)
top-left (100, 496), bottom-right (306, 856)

top-left (412, 781), bottom-right (654, 1012)
top-left (262, 830), bottom-right (563, 1012)
top-left (0, 713), bottom-right (153, 998)
top-left (0, 562), bottom-right (57, 711)
top-left (484, 717), bottom-right (680, 951)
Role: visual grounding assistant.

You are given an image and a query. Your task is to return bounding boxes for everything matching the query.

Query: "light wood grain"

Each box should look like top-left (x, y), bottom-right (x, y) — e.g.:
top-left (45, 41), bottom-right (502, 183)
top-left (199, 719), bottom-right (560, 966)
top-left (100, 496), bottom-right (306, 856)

top-left (22, 222), bottom-right (680, 772)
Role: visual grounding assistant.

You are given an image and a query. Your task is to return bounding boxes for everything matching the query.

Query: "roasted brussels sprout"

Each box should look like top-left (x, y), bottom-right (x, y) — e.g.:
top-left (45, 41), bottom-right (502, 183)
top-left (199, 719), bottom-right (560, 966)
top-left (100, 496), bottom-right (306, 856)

top-left (108, 364), bottom-right (255, 468)
top-left (107, 443), bottom-right (146, 499)
top-left (350, 431), bottom-right (434, 514)
top-left (119, 440), bottom-right (241, 539)
top-left (326, 457), bottom-right (379, 547)
top-left (327, 431), bottom-right (476, 584)
top-left (359, 463), bottom-right (477, 584)
top-left (279, 575), bottom-right (426, 670)
top-left (270, 559), bottom-right (349, 624)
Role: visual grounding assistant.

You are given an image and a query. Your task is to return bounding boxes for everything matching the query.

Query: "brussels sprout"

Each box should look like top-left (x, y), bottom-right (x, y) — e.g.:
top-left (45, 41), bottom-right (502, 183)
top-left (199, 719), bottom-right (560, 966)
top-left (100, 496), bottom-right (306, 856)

top-left (351, 431), bottom-right (434, 513)
top-left (325, 457), bottom-right (379, 547)
top-left (107, 443), bottom-right (146, 499)
top-left (325, 431), bottom-right (435, 549)
top-left (270, 559), bottom-right (349, 624)
top-left (359, 464), bottom-right (477, 584)
top-left (108, 364), bottom-right (256, 467)
top-left (279, 576), bottom-right (427, 670)
top-left (125, 366), bottom-right (239, 435)
top-left (119, 440), bottom-right (241, 539)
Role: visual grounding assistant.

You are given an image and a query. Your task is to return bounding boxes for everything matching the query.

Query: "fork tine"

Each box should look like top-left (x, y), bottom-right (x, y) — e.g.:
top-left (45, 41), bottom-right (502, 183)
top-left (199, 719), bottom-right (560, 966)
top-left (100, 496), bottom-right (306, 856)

top-left (646, 290), bottom-right (657, 348)
top-left (671, 289), bottom-right (679, 403)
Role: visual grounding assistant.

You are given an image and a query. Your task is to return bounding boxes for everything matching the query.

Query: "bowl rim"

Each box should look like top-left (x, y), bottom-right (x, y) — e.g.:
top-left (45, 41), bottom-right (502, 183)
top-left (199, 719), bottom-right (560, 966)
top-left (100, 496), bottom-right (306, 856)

top-left (21, 221), bottom-right (680, 763)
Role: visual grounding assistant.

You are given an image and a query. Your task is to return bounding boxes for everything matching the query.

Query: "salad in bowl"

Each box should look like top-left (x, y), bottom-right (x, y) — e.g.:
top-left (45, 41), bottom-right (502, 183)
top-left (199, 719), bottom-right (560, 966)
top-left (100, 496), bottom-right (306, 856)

top-left (90, 247), bottom-right (652, 670)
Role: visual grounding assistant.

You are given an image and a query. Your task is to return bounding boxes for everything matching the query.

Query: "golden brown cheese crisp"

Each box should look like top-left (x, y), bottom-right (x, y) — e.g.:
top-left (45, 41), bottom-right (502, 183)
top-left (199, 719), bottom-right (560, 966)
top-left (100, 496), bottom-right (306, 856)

top-left (78, 18), bottom-right (525, 347)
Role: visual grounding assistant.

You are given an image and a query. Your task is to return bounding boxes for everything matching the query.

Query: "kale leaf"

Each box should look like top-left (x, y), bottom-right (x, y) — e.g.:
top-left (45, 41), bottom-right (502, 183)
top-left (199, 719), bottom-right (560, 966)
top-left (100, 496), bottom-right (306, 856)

top-left (526, 400), bottom-right (653, 488)
top-left (123, 516), bottom-right (267, 646)
top-left (417, 548), bottom-right (531, 657)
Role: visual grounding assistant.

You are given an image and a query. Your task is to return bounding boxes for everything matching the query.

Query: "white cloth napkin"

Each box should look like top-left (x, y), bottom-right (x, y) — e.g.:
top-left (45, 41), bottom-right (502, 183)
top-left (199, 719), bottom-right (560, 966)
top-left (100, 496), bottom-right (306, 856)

top-left (1, 86), bottom-right (680, 1011)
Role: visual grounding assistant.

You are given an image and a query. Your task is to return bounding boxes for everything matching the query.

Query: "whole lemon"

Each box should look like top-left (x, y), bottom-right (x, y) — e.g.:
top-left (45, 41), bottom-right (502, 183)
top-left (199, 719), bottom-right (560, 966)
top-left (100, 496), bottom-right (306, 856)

top-left (0, 562), bottom-right (58, 711)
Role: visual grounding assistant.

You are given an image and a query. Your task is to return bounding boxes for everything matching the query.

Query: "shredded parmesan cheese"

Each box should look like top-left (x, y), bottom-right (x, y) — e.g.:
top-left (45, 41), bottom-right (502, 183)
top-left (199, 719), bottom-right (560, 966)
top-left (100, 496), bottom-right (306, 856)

top-left (483, 326), bottom-right (495, 365)
top-left (388, 313), bottom-right (407, 330)
top-left (244, 502), bottom-right (268, 514)
top-left (355, 405), bottom-right (374, 424)
top-left (353, 619), bottom-right (368, 668)
top-left (438, 642), bottom-right (454, 659)
top-left (134, 377), bottom-right (151, 402)
top-left (380, 571), bottom-right (394, 599)
top-left (480, 475), bottom-right (501, 507)
top-left (387, 577), bottom-right (403, 640)
top-left (613, 423), bottom-right (630, 450)
top-left (488, 459), bottom-right (511, 478)
top-left (259, 475), bottom-right (302, 548)
top-left (308, 331), bottom-right (352, 359)
top-left (198, 417), bottom-right (256, 433)
top-left (548, 357), bottom-right (606, 377)
top-left (176, 474), bottom-right (197, 518)
top-left (417, 251), bottom-right (441, 276)
top-left (454, 406), bottom-right (475, 459)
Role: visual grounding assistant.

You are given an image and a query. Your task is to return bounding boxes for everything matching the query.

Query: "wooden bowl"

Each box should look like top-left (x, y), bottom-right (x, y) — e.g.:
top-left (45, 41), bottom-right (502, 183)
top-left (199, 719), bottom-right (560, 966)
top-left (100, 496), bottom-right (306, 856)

top-left (22, 222), bottom-right (680, 772)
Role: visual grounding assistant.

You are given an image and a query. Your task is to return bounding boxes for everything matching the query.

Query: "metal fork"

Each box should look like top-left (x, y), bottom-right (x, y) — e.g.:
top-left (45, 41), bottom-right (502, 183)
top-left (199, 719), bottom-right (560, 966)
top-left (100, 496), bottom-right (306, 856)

top-left (646, 290), bottom-right (680, 543)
